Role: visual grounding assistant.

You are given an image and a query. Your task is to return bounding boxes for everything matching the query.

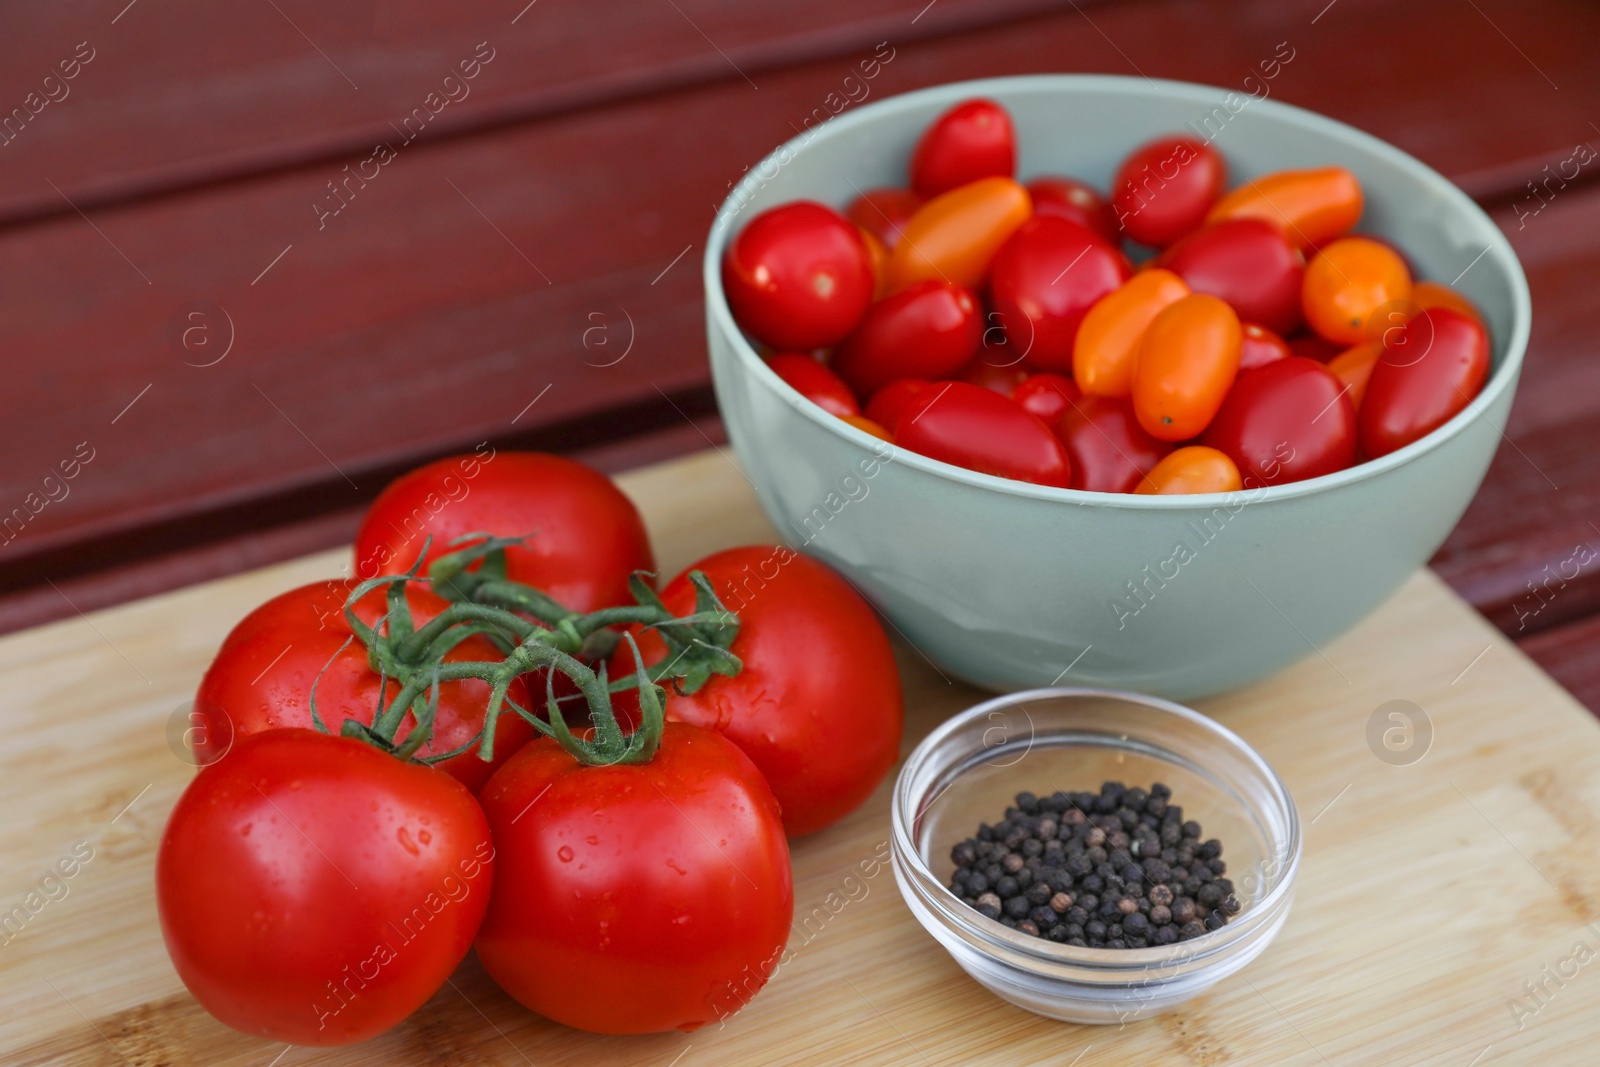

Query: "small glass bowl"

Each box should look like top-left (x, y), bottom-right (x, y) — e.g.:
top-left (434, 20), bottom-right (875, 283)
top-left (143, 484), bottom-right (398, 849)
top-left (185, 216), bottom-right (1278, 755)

top-left (891, 688), bottom-right (1300, 1024)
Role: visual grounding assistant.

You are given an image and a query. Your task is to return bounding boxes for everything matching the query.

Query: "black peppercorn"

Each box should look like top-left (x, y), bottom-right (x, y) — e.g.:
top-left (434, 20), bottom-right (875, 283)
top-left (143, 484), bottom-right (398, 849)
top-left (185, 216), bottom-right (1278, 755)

top-left (995, 875), bottom-right (1019, 899)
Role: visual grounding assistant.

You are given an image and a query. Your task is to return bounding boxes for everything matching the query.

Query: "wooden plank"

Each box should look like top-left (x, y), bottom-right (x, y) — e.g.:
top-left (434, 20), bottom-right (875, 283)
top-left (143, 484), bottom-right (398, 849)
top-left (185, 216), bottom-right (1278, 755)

top-left (3, 450), bottom-right (1600, 1064)
top-left (1522, 613), bottom-right (1600, 719)
top-left (3, 0), bottom-right (1598, 620)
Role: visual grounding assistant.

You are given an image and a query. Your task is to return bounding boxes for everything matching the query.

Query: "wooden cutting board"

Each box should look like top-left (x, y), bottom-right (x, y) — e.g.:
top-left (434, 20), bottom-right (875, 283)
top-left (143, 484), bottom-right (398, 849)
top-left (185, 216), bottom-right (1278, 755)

top-left (3, 450), bottom-right (1598, 1066)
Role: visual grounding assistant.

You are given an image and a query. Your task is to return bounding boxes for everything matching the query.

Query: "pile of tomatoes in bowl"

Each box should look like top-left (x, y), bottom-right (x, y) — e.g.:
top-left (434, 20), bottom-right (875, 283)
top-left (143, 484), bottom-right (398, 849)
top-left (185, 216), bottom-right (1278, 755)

top-left (722, 97), bottom-right (1491, 495)
top-left (156, 451), bottom-right (903, 1043)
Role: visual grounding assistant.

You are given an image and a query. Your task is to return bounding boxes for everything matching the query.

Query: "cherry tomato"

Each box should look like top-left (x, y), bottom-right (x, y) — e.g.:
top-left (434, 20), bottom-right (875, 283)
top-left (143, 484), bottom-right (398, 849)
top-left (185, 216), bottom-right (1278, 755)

top-left (841, 414), bottom-right (892, 440)
top-left (832, 280), bottom-right (983, 396)
top-left (158, 730), bottom-right (494, 1045)
top-left (1302, 237), bottom-right (1412, 345)
top-left (885, 176), bottom-right (1032, 291)
top-left (1202, 356), bottom-right (1357, 485)
top-left (865, 377), bottom-right (930, 431)
top-left (1013, 372), bottom-right (1082, 425)
top-left (1111, 135), bottom-right (1227, 248)
top-left (1158, 219), bottom-right (1305, 335)
top-left (1327, 342), bottom-right (1379, 410)
top-left (1026, 176), bottom-right (1119, 243)
top-left (911, 98), bottom-right (1016, 198)
top-left (1135, 446), bottom-right (1242, 495)
top-left (1206, 167), bottom-right (1363, 252)
top-left (1073, 268), bottom-right (1189, 397)
top-left (194, 581), bottom-right (534, 791)
top-left (1287, 332), bottom-right (1342, 363)
top-left (1133, 294), bottom-right (1242, 441)
top-left (624, 546), bottom-right (903, 836)
top-left (957, 348), bottom-right (1034, 395)
top-left (1359, 307), bottom-right (1489, 458)
top-left (858, 225), bottom-right (889, 298)
top-left (1053, 396), bottom-right (1171, 493)
top-left (1240, 322), bottom-right (1292, 370)
top-left (897, 381), bottom-right (1071, 486)
top-left (990, 215), bottom-right (1132, 372)
top-left (476, 723), bottom-right (792, 1034)
top-left (356, 452), bottom-right (654, 614)
top-left (723, 201), bottom-right (874, 349)
top-left (847, 187), bottom-right (922, 248)
top-left (766, 352), bottom-right (860, 417)
top-left (1411, 280), bottom-right (1483, 325)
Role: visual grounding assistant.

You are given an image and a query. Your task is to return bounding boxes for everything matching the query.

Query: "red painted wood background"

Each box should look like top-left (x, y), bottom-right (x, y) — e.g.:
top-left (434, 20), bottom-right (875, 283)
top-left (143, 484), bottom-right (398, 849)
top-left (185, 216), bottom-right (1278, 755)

top-left (1, 0), bottom-right (1596, 707)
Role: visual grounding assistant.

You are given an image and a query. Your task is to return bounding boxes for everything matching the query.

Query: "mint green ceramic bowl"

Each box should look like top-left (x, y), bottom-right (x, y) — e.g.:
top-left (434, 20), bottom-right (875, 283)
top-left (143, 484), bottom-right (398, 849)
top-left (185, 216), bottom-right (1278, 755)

top-left (703, 75), bottom-right (1529, 700)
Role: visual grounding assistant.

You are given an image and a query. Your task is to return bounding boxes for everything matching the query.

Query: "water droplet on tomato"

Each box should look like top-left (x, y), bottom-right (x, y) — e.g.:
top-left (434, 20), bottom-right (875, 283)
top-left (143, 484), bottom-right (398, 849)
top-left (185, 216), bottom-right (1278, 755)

top-left (418, 830), bottom-right (432, 845)
top-left (557, 845), bottom-right (575, 863)
top-left (397, 828), bottom-right (420, 855)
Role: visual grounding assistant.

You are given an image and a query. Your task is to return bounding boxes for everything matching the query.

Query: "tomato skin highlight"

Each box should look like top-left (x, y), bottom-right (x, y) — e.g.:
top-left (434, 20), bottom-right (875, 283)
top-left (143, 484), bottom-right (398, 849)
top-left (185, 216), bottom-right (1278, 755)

top-left (1111, 135), bottom-right (1227, 248)
top-left (885, 176), bottom-right (1032, 291)
top-left (766, 352), bottom-right (860, 417)
top-left (832, 280), bottom-right (983, 397)
top-left (847, 187), bottom-right (922, 248)
top-left (1240, 322), bottom-right (1292, 370)
top-left (1132, 293), bottom-right (1243, 441)
top-left (911, 98), bottom-right (1017, 198)
top-left (865, 377), bottom-right (930, 432)
top-left (1026, 176), bottom-right (1119, 243)
top-left (1012, 372), bottom-right (1082, 425)
top-left (1053, 396), bottom-right (1172, 493)
top-left (158, 730), bottom-right (494, 1046)
top-left (990, 215), bottom-right (1132, 372)
top-left (1158, 218), bottom-right (1305, 336)
top-left (194, 581), bottom-right (533, 791)
top-left (1302, 237), bottom-right (1412, 345)
top-left (623, 546), bottom-right (903, 837)
top-left (475, 723), bottom-right (793, 1034)
top-left (1203, 356), bottom-right (1357, 485)
top-left (356, 452), bottom-right (654, 615)
top-left (1135, 446), bottom-right (1243, 495)
top-left (897, 381), bottom-right (1072, 487)
top-left (1206, 167), bottom-right (1363, 252)
top-left (1073, 268), bottom-right (1190, 397)
top-left (1359, 308), bottom-right (1489, 458)
top-left (723, 201), bottom-right (874, 349)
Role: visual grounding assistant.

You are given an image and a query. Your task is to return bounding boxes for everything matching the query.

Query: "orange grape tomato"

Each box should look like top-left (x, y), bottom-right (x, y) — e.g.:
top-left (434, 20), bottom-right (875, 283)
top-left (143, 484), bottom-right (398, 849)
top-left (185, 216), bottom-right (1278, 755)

top-left (1133, 293), bottom-right (1243, 441)
top-left (1302, 237), bottom-right (1412, 345)
top-left (1205, 167), bottom-right (1363, 251)
top-left (1073, 268), bottom-right (1190, 398)
top-left (1411, 281), bottom-right (1484, 325)
top-left (1135, 446), bottom-right (1243, 495)
top-left (885, 176), bottom-right (1032, 291)
top-left (857, 226), bottom-right (890, 299)
top-left (840, 414), bottom-right (893, 441)
top-left (1327, 342), bottom-right (1380, 410)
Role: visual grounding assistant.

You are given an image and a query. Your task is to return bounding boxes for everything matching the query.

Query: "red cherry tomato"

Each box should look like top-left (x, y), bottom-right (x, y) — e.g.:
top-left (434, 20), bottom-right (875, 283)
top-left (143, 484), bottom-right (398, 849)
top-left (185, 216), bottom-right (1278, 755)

top-left (476, 723), bottom-right (792, 1034)
top-left (847, 187), bottom-right (922, 248)
top-left (1026, 176), bottom-right (1119, 243)
top-left (1111, 135), bottom-right (1227, 248)
top-left (356, 452), bottom-right (654, 615)
top-left (1202, 356), bottom-right (1357, 485)
top-left (1132, 293), bottom-right (1242, 441)
top-left (865, 377), bottom-right (930, 432)
top-left (1135, 446), bottom-right (1243, 495)
top-left (911, 98), bottom-right (1016, 198)
top-left (897, 381), bottom-right (1071, 486)
top-left (1240, 322), bottom-right (1292, 370)
top-left (989, 216), bottom-right (1132, 372)
top-left (766, 352), bottom-right (860, 417)
top-left (1013, 372), bottom-right (1082, 425)
top-left (722, 201), bottom-right (874, 349)
top-left (1158, 218), bottom-right (1305, 335)
top-left (622, 546), bottom-right (903, 836)
top-left (1053, 396), bottom-right (1171, 493)
top-left (194, 581), bottom-right (534, 791)
top-left (832, 280), bottom-right (983, 397)
top-left (158, 730), bottom-right (494, 1045)
top-left (1359, 308), bottom-right (1489, 458)
top-left (1287, 332), bottom-right (1342, 363)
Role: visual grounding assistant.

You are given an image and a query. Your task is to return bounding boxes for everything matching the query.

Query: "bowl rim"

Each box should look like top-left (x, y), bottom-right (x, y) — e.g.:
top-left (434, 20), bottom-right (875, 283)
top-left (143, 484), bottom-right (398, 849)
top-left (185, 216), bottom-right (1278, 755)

top-left (703, 73), bottom-right (1532, 509)
top-left (890, 685), bottom-right (1303, 969)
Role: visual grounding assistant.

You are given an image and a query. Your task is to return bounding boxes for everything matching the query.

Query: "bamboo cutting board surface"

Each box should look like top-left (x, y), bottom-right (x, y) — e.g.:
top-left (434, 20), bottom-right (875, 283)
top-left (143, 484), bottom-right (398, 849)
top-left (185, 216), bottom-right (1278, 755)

top-left (3, 450), bottom-right (1599, 1066)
